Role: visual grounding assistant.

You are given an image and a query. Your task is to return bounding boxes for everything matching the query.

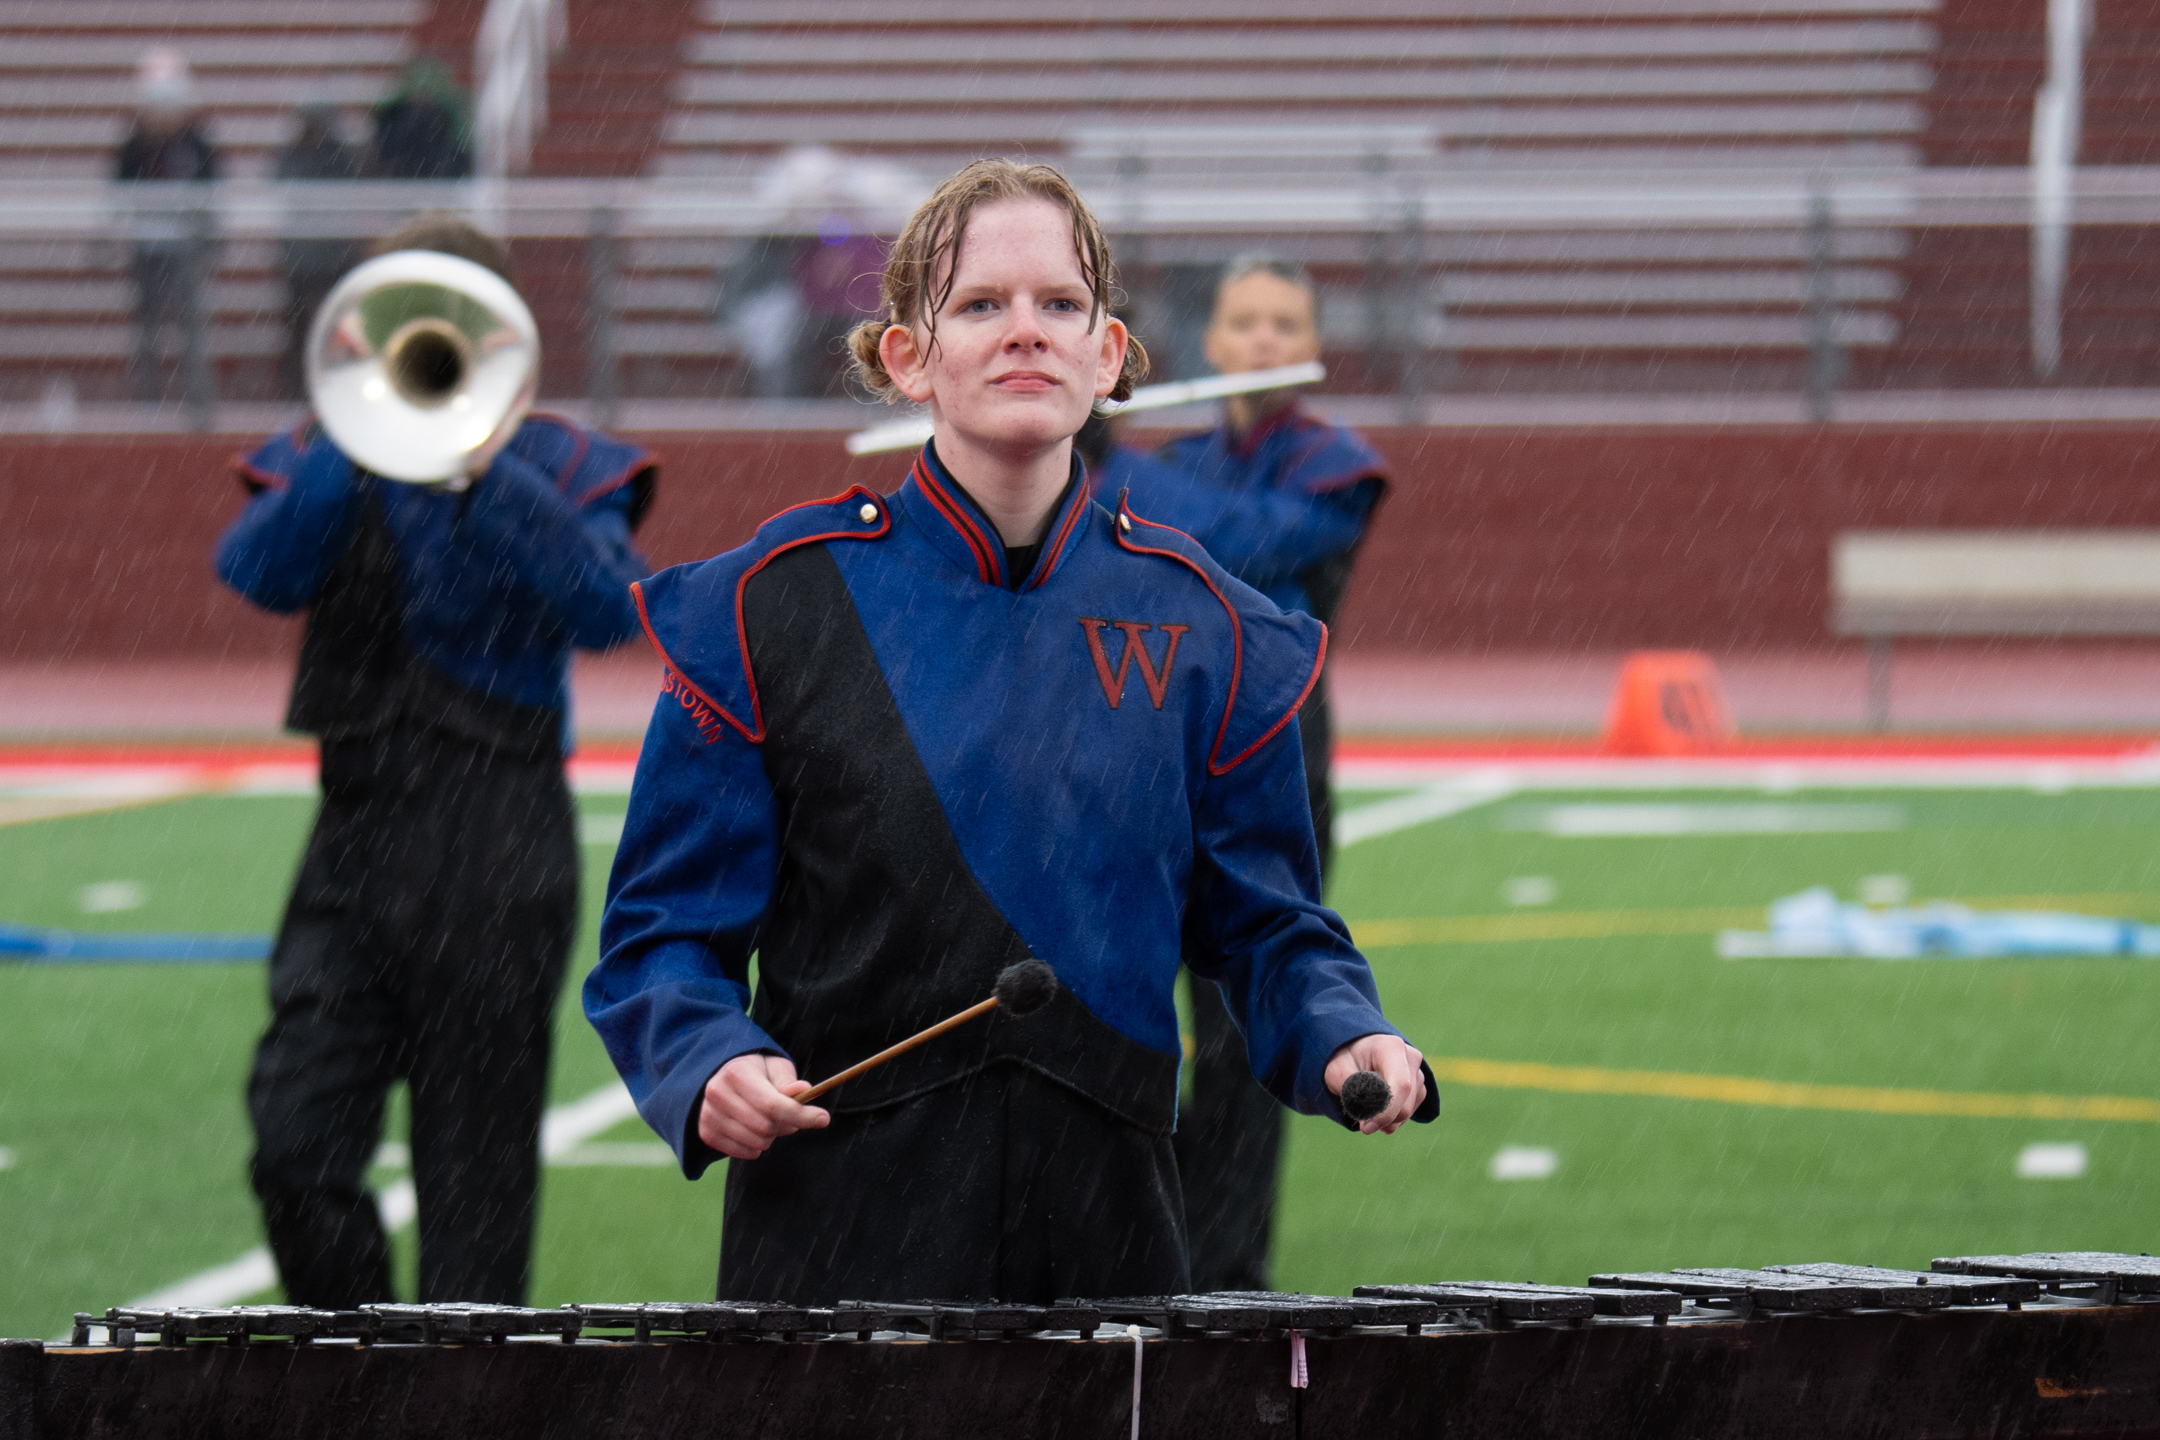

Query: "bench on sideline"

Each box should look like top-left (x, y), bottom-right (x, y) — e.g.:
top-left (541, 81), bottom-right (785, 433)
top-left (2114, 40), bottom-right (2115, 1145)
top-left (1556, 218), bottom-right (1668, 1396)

top-left (1833, 529), bottom-right (2160, 728)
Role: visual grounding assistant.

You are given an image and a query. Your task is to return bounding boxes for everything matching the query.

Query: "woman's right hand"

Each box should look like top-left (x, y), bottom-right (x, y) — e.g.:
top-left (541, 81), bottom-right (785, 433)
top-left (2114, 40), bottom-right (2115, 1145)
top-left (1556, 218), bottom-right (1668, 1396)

top-left (697, 1053), bottom-right (831, 1160)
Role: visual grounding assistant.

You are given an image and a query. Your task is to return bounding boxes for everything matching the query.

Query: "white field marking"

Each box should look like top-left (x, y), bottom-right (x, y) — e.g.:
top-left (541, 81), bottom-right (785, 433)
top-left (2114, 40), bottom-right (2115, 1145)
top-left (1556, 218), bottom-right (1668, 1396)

top-left (76, 880), bottom-right (146, 914)
top-left (1503, 876), bottom-right (1558, 906)
top-left (551, 1141), bottom-right (675, 1167)
top-left (78, 1081), bottom-right (642, 1339)
top-left (0, 1145), bottom-right (15, 1170)
top-left (568, 760), bottom-right (638, 795)
top-left (1860, 873), bottom-right (1911, 905)
top-left (1489, 1145), bottom-right (1559, 1181)
top-left (8, 751), bottom-right (2159, 810)
top-left (0, 758), bottom-right (640, 811)
top-left (1336, 768), bottom-right (1517, 847)
top-left (2016, 1142), bottom-right (2088, 1179)
top-left (579, 813), bottom-right (626, 847)
top-left (1334, 755), bottom-right (2160, 793)
top-left (1505, 801), bottom-right (1906, 837)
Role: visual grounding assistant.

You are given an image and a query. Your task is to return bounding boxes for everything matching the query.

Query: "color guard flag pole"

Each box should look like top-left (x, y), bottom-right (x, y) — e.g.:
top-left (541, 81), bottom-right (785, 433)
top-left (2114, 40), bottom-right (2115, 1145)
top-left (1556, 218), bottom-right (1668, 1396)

top-left (843, 361), bottom-right (1327, 456)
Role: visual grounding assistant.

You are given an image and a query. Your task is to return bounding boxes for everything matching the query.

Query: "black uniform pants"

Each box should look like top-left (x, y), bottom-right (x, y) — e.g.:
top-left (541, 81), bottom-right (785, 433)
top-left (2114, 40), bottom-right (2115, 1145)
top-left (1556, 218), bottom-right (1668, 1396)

top-left (247, 723), bottom-right (577, 1308)
top-left (721, 1063), bottom-right (1190, 1305)
top-left (1174, 671), bottom-right (1333, 1291)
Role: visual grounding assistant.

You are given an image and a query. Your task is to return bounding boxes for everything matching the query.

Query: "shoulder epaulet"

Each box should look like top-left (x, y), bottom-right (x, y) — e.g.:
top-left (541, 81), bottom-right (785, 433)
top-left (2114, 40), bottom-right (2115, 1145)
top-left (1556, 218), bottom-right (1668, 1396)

top-left (514, 412), bottom-right (661, 528)
top-left (1282, 414), bottom-right (1389, 496)
top-left (1110, 491), bottom-right (1326, 776)
top-left (630, 486), bottom-right (891, 745)
top-left (230, 418), bottom-right (323, 493)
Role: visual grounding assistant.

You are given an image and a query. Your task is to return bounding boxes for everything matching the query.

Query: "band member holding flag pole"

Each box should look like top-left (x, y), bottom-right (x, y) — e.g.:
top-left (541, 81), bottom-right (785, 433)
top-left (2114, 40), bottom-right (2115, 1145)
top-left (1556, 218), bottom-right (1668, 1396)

top-left (587, 160), bottom-right (1432, 1305)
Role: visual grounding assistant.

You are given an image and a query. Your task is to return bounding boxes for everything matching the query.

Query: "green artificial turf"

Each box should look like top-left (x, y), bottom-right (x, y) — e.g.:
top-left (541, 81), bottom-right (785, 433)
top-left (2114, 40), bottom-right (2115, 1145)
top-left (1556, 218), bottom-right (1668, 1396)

top-left (1277, 786), bottom-right (2160, 1293)
top-left (3, 784), bottom-right (2157, 1341)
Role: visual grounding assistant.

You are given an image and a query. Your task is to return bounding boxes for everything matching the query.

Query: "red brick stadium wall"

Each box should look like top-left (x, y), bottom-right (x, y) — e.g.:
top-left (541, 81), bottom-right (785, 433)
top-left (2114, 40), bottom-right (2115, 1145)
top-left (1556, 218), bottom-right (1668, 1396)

top-left (5, 425), bottom-right (2158, 663)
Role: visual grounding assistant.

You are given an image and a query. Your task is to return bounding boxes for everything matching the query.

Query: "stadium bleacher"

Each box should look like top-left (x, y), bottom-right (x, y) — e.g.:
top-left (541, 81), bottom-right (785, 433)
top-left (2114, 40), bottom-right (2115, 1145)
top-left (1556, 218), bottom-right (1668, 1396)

top-left (0, 0), bottom-right (2146, 407)
top-left (632, 0), bottom-right (1943, 393)
top-left (0, 0), bottom-right (441, 402)
top-left (662, 0), bottom-right (1936, 176)
top-left (0, 1), bottom-right (426, 182)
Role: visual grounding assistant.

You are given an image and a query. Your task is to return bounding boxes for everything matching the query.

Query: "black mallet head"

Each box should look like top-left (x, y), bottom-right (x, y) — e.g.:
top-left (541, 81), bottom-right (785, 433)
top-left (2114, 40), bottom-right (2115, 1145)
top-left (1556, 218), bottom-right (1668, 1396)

top-left (1340, 1070), bottom-right (1392, 1124)
top-left (993, 958), bottom-right (1058, 1018)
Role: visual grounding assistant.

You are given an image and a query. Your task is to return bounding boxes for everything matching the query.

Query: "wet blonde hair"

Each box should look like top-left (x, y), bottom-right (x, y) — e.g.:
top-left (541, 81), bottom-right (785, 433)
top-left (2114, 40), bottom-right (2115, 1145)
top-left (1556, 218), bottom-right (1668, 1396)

top-left (847, 159), bottom-right (1149, 405)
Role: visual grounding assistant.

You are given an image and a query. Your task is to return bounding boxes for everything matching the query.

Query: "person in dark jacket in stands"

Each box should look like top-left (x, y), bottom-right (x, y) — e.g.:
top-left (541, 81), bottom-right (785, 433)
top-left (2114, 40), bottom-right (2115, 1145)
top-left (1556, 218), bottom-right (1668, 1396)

top-left (273, 104), bottom-right (364, 398)
top-left (215, 215), bottom-right (658, 1308)
top-left (371, 56), bottom-right (473, 180)
top-left (116, 48), bottom-right (218, 406)
top-left (1092, 255), bottom-right (1387, 1293)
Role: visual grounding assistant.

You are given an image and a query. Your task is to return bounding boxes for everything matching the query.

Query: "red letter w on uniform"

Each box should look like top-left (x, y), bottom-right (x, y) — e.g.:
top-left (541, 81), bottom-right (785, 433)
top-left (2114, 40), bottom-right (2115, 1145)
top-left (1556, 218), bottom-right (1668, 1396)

top-left (1079, 618), bottom-right (1190, 710)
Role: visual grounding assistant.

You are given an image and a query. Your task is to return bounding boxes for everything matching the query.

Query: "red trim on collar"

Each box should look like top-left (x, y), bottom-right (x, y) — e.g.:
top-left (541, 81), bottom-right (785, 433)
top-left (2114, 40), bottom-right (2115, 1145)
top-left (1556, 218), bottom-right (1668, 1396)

top-left (1116, 500), bottom-right (1326, 776)
top-left (910, 453), bottom-right (999, 584)
top-left (1025, 471), bottom-right (1090, 592)
top-left (636, 484), bottom-right (892, 746)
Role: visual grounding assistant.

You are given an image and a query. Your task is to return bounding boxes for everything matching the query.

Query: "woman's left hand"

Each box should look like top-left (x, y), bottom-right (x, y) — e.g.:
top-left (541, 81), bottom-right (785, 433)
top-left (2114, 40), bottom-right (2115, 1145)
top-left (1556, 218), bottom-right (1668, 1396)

top-left (1323, 1034), bottom-right (1427, 1134)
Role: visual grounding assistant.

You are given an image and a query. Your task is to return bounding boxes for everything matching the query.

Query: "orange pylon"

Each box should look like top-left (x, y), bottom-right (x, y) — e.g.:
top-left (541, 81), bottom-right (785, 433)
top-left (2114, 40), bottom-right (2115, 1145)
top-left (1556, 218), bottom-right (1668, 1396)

top-left (1599, 651), bottom-right (1736, 755)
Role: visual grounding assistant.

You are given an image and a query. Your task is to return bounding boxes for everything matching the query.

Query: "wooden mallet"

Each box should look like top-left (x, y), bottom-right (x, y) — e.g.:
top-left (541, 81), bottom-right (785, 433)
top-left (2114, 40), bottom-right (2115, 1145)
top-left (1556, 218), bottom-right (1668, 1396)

top-left (798, 959), bottom-right (1059, 1103)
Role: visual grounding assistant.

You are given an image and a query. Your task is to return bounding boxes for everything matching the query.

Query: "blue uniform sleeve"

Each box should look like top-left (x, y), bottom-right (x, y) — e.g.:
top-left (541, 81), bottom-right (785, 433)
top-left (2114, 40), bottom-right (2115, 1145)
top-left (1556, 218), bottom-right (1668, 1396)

top-left (587, 680), bottom-right (784, 1179)
top-left (458, 446), bottom-right (648, 651)
top-left (213, 437), bottom-right (357, 614)
top-left (1115, 446), bottom-right (1379, 599)
top-left (1184, 717), bottom-right (1407, 1124)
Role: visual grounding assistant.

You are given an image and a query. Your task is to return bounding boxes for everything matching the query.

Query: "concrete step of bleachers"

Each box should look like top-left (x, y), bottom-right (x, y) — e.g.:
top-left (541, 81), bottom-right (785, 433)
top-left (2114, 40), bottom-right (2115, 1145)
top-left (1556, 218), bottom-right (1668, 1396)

top-left (662, 0), bottom-right (1937, 172)
top-left (2083, 26), bottom-right (2160, 165)
top-left (1920, 0), bottom-right (2039, 167)
top-left (528, 0), bottom-right (696, 178)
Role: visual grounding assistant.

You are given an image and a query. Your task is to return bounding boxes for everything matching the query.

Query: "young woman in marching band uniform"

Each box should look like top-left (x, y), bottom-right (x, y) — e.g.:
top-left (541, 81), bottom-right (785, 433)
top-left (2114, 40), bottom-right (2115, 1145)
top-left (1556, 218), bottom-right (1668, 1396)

top-left (587, 161), bottom-right (1431, 1304)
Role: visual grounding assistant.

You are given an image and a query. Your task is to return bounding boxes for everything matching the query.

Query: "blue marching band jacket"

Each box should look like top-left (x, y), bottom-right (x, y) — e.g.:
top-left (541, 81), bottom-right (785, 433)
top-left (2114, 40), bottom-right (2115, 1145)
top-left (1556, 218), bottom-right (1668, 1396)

top-left (1099, 401), bottom-right (1387, 624)
top-left (589, 441), bottom-right (1431, 1180)
top-left (216, 413), bottom-right (656, 756)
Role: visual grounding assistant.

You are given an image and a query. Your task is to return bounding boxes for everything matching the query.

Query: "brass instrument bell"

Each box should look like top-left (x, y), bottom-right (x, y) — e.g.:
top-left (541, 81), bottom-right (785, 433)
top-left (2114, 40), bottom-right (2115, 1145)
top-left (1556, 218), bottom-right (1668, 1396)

top-left (306, 249), bottom-right (540, 484)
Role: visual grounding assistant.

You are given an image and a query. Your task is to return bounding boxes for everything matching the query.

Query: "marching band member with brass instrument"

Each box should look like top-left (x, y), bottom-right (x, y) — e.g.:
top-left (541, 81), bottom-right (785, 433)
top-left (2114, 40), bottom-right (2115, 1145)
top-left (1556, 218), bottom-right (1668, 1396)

top-left (215, 214), bottom-right (657, 1309)
top-left (586, 161), bottom-right (1431, 1306)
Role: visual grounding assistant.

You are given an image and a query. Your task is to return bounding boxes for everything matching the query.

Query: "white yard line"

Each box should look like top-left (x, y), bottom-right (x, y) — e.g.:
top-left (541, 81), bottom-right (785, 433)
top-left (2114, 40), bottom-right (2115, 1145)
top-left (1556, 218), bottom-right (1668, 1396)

top-left (78, 1081), bottom-right (642, 1334)
top-left (1335, 755), bottom-right (2160, 793)
top-left (0, 758), bottom-right (639, 809)
top-left (1336, 768), bottom-right (1518, 847)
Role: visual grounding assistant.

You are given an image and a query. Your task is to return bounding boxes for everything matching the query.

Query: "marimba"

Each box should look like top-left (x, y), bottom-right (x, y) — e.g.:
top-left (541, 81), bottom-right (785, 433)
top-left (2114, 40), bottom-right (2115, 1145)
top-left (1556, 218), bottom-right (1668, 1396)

top-left (4, 1250), bottom-right (2155, 1439)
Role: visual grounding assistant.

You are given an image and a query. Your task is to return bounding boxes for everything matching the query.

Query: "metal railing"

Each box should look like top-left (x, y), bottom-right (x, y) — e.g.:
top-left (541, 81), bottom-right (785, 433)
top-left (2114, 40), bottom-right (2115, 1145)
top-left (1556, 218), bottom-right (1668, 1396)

top-left (7, 167), bottom-right (2158, 429)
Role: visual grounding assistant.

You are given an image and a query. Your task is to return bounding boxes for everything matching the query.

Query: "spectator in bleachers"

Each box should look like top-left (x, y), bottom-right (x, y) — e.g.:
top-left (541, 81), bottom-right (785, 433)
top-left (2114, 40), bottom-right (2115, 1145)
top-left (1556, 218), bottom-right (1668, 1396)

top-left (718, 234), bottom-right (814, 398)
top-left (1106, 255), bottom-right (1388, 1293)
top-left (371, 56), bottom-right (473, 180)
top-left (720, 147), bottom-right (900, 397)
top-left (797, 220), bottom-right (888, 398)
top-left (273, 105), bottom-right (364, 399)
top-left (116, 48), bottom-right (217, 407)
